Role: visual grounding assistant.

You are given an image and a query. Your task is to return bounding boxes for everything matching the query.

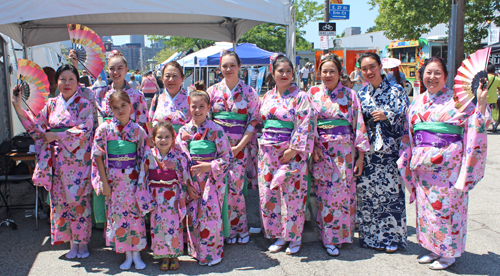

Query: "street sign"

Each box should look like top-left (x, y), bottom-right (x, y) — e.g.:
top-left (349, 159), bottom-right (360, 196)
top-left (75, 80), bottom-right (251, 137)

top-left (318, 22), bottom-right (336, 36)
top-left (329, 4), bottom-right (350, 20)
top-left (320, 36), bottom-right (329, 50)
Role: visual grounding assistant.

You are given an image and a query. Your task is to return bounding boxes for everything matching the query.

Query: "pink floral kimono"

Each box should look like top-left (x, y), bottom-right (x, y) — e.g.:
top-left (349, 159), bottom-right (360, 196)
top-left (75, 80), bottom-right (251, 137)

top-left (258, 83), bottom-right (315, 242)
top-left (148, 87), bottom-right (191, 132)
top-left (308, 83), bottom-right (370, 246)
top-left (146, 146), bottom-right (190, 258)
top-left (91, 118), bottom-right (153, 253)
top-left (19, 89), bottom-right (94, 245)
top-left (207, 79), bottom-right (260, 236)
top-left (176, 119), bottom-right (232, 264)
top-left (398, 87), bottom-right (491, 257)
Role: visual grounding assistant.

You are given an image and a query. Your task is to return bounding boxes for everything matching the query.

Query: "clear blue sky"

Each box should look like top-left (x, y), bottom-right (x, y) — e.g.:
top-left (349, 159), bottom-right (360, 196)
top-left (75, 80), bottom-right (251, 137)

top-left (302, 0), bottom-right (379, 48)
top-left (111, 1), bottom-right (379, 47)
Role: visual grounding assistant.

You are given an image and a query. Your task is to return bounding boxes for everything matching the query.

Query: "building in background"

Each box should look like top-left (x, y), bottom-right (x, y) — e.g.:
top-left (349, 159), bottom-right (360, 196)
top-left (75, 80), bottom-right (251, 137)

top-left (130, 35), bottom-right (145, 48)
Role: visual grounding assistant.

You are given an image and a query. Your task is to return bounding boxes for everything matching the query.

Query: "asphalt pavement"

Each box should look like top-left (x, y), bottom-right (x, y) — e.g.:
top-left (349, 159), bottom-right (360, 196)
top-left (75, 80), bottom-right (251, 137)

top-left (1, 131), bottom-right (499, 276)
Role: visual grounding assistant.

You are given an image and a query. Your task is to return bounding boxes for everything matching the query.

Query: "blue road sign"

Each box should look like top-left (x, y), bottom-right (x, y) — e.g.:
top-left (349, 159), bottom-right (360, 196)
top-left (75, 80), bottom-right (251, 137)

top-left (329, 4), bottom-right (350, 20)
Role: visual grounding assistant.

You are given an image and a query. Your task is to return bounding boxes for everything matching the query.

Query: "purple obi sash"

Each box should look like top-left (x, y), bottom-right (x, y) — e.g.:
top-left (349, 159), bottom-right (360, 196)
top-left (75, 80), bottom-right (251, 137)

top-left (148, 169), bottom-right (178, 187)
top-left (190, 152), bottom-right (216, 163)
top-left (213, 118), bottom-right (246, 134)
top-left (261, 127), bottom-right (292, 142)
top-left (108, 152), bottom-right (137, 169)
top-left (317, 125), bottom-right (353, 136)
top-left (414, 130), bottom-right (463, 148)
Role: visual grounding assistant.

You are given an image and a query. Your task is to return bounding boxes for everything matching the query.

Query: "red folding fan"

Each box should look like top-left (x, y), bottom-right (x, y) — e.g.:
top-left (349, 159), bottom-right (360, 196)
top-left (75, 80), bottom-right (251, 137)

top-left (67, 24), bottom-right (106, 78)
top-left (454, 47), bottom-right (491, 112)
top-left (15, 59), bottom-right (50, 116)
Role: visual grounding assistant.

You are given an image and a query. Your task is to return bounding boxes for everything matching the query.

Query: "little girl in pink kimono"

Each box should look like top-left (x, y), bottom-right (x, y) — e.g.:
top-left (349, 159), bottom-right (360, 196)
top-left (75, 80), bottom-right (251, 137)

top-left (92, 90), bottom-right (153, 270)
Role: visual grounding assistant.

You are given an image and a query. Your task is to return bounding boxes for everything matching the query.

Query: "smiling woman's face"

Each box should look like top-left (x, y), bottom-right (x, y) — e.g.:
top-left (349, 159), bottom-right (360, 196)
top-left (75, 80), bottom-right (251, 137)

top-left (57, 70), bottom-right (78, 100)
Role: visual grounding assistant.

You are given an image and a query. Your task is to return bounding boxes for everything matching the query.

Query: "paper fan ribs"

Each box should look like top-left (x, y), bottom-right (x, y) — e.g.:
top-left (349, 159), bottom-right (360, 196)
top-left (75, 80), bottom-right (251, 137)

top-left (67, 24), bottom-right (106, 78)
top-left (16, 59), bottom-right (50, 116)
top-left (453, 47), bottom-right (491, 112)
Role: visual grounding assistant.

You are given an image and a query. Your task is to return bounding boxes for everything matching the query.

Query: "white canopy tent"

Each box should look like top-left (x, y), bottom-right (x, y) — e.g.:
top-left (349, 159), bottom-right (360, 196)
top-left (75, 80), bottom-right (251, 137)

top-left (0, 0), bottom-right (296, 65)
top-left (177, 42), bottom-right (232, 67)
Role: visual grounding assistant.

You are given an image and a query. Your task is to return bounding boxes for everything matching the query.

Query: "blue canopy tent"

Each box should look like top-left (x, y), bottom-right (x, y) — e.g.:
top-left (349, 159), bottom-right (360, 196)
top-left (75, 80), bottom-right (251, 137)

top-left (206, 43), bottom-right (274, 65)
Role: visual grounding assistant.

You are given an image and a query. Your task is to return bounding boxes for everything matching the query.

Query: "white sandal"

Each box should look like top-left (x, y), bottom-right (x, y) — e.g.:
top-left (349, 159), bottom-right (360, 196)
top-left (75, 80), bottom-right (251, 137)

top-left (429, 257), bottom-right (455, 270)
top-left (418, 253), bottom-right (441, 264)
top-left (285, 240), bottom-right (302, 255)
top-left (225, 236), bottom-right (237, 245)
top-left (268, 238), bottom-right (287, 253)
top-left (238, 232), bottom-right (250, 244)
top-left (325, 245), bottom-right (339, 256)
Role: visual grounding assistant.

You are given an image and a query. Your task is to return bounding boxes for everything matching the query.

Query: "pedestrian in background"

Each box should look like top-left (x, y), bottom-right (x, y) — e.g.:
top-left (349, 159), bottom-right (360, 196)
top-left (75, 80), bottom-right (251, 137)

top-left (128, 75), bottom-right (139, 90)
top-left (486, 64), bottom-right (500, 131)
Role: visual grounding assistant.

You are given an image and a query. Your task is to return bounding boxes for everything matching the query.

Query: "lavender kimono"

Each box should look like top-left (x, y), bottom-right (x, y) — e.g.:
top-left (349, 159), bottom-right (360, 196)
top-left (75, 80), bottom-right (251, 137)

top-left (93, 83), bottom-right (148, 130)
top-left (148, 87), bottom-right (191, 128)
top-left (176, 119), bottom-right (232, 263)
top-left (19, 90), bottom-right (93, 245)
top-left (91, 119), bottom-right (153, 253)
top-left (398, 87), bottom-right (491, 257)
top-left (309, 83), bottom-right (370, 246)
top-left (146, 147), bottom-right (190, 258)
top-left (207, 79), bottom-right (260, 236)
top-left (258, 84), bottom-right (315, 242)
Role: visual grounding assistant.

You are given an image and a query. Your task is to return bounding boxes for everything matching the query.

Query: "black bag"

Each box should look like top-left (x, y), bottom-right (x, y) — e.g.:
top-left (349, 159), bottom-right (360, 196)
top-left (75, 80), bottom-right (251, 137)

top-left (11, 132), bottom-right (34, 152)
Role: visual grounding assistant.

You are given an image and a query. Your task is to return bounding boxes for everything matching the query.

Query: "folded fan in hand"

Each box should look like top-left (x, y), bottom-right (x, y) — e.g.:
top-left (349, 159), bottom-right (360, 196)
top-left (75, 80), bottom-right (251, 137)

top-left (16, 59), bottom-right (50, 116)
top-left (453, 47), bottom-right (491, 112)
top-left (67, 23), bottom-right (106, 79)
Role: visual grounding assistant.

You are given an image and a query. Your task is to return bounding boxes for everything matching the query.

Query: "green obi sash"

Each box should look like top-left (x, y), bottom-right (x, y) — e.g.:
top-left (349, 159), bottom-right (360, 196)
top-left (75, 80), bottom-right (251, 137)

top-left (108, 140), bottom-right (137, 154)
top-left (414, 122), bottom-right (464, 135)
top-left (49, 128), bottom-right (69, 132)
top-left (188, 140), bottom-right (230, 237)
top-left (317, 119), bottom-right (351, 127)
top-left (264, 119), bottom-right (294, 129)
top-left (172, 124), bottom-right (182, 133)
top-left (104, 117), bottom-right (113, 121)
top-left (213, 111), bottom-right (248, 122)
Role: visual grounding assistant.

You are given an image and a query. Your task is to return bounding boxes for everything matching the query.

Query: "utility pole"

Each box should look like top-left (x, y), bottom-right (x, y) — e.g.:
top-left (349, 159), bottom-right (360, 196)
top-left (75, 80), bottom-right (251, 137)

top-left (455, 0), bottom-right (465, 74)
top-left (447, 0), bottom-right (465, 88)
top-left (324, 0), bottom-right (330, 54)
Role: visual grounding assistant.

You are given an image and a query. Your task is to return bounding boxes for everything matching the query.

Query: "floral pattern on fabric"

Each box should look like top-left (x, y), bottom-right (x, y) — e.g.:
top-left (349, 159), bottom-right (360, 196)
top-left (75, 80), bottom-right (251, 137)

top-left (148, 87), bottom-right (191, 127)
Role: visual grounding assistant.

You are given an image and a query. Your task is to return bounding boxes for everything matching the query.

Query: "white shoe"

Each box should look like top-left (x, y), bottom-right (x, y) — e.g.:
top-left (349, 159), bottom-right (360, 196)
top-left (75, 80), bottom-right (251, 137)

top-left (225, 236), bottom-right (237, 245)
top-left (429, 257), bottom-right (455, 270)
top-left (268, 238), bottom-right (287, 253)
top-left (325, 245), bottom-right (339, 256)
top-left (238, 232), bottom-right (250, 244)
top-left (418, 253), bottom-right (440, 264)
top-left (208, 258), bottom-right (222, 267)
top-left (285, 240), bottom-right (302, 255)
top-left (132, 251), bottom-right (146, 270)
top-left (120, 251), bottom-right (133, 270)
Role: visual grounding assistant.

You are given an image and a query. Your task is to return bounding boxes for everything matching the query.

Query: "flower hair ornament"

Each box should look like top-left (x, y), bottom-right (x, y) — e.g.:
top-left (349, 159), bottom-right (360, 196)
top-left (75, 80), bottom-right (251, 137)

top-left (109, 49), bottom-right (123, 58)
top-left (269, 53), bottom-right (282, 71)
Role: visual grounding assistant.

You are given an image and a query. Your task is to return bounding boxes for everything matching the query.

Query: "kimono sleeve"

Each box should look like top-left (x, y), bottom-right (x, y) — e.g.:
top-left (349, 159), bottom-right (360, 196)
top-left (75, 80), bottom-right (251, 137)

top-left (91, 124), bottom-right (108, 195)
top-left (56, 101), bottom-right (93, 154)
top-left (148, 93), bottom-right (159, 122)
top-left (210, 128), bottom-right (233, 182)
top-left (176, 150), bottom-right (190, 219)
top-left (397, 107), bottom-right (416, 203)
top-left (19, 102), bottom-right (50, 153)
top-left (384, 87), bottom-right (410, 132)
top-left (455, 107), bottom-right (491, 192)
top-left (135, 128), bottom-right (155, 215)
top-left (352, 91), bottom-right (370, 152)
top-left (290, 93), bottom-right (315, 153)
top-left (134, 92), bottom-right (149, 131)
top-left (245, 88), bottom-right (261, 133)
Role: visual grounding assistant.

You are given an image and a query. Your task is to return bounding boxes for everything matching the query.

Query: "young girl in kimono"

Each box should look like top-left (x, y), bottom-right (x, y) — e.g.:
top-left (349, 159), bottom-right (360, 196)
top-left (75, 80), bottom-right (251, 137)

top-left (207, 51), bottom-right (260, 245)
top-left (176, 89), bottom-right (233, 266)
top-left (92, 90), bottom-right (152, 270)
top-left (259, 54), bottom-right (315, 255)
top-left (308, 54), bottom-right (370, 256)
top-left (398, 57), bottom-right (491, 270)
top-left (146, 121), bottom-right (191, 271)
top-left (11, 64), bottom-right (93, 259)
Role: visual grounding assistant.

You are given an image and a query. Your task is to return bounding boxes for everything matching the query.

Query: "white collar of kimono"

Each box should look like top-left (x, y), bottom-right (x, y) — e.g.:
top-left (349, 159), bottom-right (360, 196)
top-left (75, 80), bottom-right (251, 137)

top-left (221, 78), bottom-right (243, 93)
top-left (164, 87), bottom-right (183, 101)
top-left (59, 90), bottom-right (78, 109)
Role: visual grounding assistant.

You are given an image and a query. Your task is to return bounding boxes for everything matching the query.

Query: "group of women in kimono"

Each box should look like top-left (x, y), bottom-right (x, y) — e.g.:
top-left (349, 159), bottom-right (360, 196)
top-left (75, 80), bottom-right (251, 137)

top-left (11, 47), bottom-right (490, 271)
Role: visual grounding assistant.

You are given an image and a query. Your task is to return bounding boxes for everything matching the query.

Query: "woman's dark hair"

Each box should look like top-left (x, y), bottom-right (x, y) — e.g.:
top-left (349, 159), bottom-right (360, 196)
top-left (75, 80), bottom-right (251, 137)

top-left (487, 63), bottom-right (495, 74)
top-left (358, 52), bottom-right (381, 66)
top-left (152, 120), bottom-right (176, 138)
top-left (55, 64), bottom-right (80, 83)
top-left (271, 54), bottom-right (294, 75)
top-left (391, 67), bottom-right (404, 86)
top-left (109, 89), bottom-right (131, 106)
top-left (194, 80), bottom-right (206, 91)
top-left (162, 61), bottom-right (185, 79)
top-left (221, 51), bottom-right (241, 66)
top-left (340, 74), bottom-right (352, 87)
top-left (189, 90), bottom-right (210, 105)
top-left (419, 56), bottom-right (448, 83)
top-left (319, 54), bottom-right (342, 73)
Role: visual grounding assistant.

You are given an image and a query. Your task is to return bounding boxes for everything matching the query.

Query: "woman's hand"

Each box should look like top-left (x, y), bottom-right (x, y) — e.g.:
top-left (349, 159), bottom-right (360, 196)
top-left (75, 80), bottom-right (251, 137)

top-left (11, 85), bottom-right (23, 107)
top-left (190, 161), bottom-right (211, 177)
top-left (279, 148), bottom-right (297, 164)
top-left (312, 144), bottom-right (324, 162)
top-left (68, 49), bottom-right (79, 68)
top-left (42, 132), bottom-right (59, 144)
top-left (354, 157), bottom-right (364, 177)
top-left (102, 181), bottom-right (111, 197)
top-left (187, 183), bottom-right (200, 200)
top-left (477, 77), bottom-right (488, 115)
top-left (371, 110), bottom-right (387, 121)
top-left (231, 145), bottom-right (242, 158)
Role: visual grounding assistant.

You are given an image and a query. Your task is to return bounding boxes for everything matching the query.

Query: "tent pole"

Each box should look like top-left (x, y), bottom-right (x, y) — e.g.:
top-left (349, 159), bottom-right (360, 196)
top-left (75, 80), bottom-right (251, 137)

top-left (286, 4), bottom-right (297, 69)
top-left (21, 25), bottom-right (28, 59)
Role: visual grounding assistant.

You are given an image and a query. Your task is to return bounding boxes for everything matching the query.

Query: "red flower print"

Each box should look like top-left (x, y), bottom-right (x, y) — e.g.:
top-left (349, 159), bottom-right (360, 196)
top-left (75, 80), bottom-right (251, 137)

top-left (295, 155), bottom-right (302, 162)
top-left (136, 110), bottom-right (141, 116)
top-left (270, 107), bottom-right (277, 114)
top-left (310, 87), bottom-right (320, 95)
top-left (422, 111), bottom-right (431, 121)
top-left (164, 191), bottom-right (175, 200)
top-left (129, 170), bottom-right (138, 180)
top-left (430, 155), bottom-right (443, 164)
top-left (411, 114), bottom-right (418, 125)
top-left (339, 104), bottom-right (348, 113)
top-left (200, 228), bottom-right (210, 239)
top-left (294, 181), bottom-right (300, 190)
top-left (231, 217), bottom-right (239, 225)
top-left (236, 151), bottom-right (245, 160)
top-left (74, 96), bottom-right (81, 103)
top-left (237, 108), bottom-right (247, 114)
top-left (264, 173), bottom-right (273, 182)
top-left (431, 200), bottom-right (442, 210)
top-left (117, 125), bottom-right (124, 132)
top-left (194, 133), bottom-right (202, 140)
top-left (324, 213), bottom-right (333, 223)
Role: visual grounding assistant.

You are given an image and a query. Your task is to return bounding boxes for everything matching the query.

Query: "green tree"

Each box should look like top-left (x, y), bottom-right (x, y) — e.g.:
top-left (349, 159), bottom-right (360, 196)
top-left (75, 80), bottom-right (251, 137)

top-left (148, 35), bottom-right (214, 51)
top-left (152, 47), bottom-right (178, 63)
top-left (369, 0), bottom-right (500, 53)
top-left (366, 25), bottom-right (382, 33)
top-left (335, 31), bottom-right (346, 38)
